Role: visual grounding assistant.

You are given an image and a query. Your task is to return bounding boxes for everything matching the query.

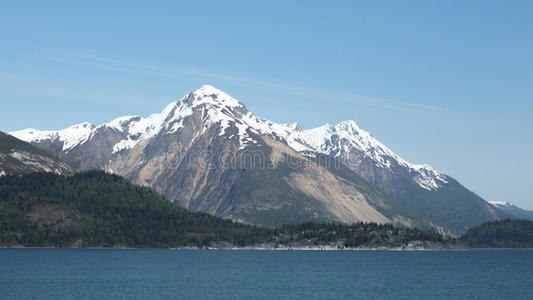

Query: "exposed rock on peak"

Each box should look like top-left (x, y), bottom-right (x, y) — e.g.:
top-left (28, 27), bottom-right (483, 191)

top-left (8, 85), bottom-right (509, 234)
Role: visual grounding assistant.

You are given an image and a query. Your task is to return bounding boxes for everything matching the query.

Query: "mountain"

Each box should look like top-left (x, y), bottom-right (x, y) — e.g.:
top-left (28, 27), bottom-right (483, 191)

top-left (9, 85), bottom-right (508, 234)
top-left (11, 86), bottom-right (391, 227)
top-left (0, 131), bottom-right (73, 176)
top-left (292, 121), bottom-right (508, 235)
top-left (489, 201), bottom-right (533, 221)
top-left (0, 171), bottom-right (457, 249)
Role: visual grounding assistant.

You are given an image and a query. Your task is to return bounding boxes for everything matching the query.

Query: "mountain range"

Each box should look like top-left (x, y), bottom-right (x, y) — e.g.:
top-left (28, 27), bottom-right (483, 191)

top-left (489, 201), bottom-right (533, 221)
top-left (0, 131), bottom-right (73, 176)
top-left (9, 85), bottom-right (512, 235)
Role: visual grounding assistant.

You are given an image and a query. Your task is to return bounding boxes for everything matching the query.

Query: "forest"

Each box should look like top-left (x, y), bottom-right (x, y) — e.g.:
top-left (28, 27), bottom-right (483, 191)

top-left (460, 219), bottom-right (533, 248)
top-left (1, 171), bottom-right (452, 248)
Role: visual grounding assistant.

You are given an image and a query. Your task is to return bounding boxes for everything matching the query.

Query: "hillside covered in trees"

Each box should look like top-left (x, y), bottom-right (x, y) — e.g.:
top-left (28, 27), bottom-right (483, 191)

top-left (460, 219), bottom-right (533, 248)
top-left (0, 172), bottom-right (456, 249)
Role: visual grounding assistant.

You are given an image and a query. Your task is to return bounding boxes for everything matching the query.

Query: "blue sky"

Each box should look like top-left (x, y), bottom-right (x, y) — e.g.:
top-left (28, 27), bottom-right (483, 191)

top-left (1, 1), bottom-right (532, 208)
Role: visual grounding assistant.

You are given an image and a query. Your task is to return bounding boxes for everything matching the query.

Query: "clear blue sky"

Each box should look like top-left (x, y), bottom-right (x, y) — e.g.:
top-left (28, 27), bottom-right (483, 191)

top-left (1, 1), bottom-right (532, 208)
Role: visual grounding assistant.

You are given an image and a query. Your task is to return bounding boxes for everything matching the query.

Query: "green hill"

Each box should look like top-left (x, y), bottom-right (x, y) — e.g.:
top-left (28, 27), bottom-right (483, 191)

top-left (460, 219), bottom-right (533, 248)
top-left (0, 171), bottom-right (455, 249)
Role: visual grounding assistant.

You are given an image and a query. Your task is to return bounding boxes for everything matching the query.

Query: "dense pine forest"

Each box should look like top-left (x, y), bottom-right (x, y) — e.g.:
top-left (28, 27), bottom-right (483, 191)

top-left (0, 172), bottom-right (454, 249)
top-left (460, 219), bottom-right (533, 248)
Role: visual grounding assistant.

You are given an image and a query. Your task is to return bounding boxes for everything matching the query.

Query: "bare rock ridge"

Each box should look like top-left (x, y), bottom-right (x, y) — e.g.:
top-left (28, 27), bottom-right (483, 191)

top-left (9, 85), bottom-right (510, 234)
top-left (0, 131), bottom-right (74, 176)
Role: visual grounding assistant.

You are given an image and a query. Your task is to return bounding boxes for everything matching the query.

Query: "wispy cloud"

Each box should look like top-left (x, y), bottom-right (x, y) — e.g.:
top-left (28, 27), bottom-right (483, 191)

top-left (31, 50), bottom-right (441, 112)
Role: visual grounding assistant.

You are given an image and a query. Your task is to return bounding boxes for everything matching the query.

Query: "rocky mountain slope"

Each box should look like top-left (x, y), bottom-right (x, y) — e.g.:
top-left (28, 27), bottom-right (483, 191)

top-left (0, 131), bottom-right (73, 176)
top-left (10, 85), bottom-right (508, 234)
top-left (292, 120), bottom-right (507, 235)
top-left (489, 201), bottom-right (533, 221)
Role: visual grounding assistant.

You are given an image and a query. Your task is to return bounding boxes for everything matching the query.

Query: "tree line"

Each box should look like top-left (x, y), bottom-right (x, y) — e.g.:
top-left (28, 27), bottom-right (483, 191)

top-left (1, 171), bottom-right (453, 248)
top-left (460, 219), bottom-right (533, 248)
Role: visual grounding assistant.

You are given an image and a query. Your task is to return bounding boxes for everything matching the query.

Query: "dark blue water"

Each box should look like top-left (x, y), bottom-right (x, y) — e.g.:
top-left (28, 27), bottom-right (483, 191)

top-left (1, 249), bottom-right (532, 299)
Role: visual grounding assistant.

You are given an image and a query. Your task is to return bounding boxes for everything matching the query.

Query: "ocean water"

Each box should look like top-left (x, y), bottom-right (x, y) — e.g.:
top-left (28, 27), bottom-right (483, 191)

top-left (1, 249), bottom-right (532, 299)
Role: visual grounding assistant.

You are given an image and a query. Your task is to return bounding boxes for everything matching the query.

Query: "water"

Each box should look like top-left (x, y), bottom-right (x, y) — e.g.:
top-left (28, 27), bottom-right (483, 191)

top-left (1, 249), bottom-right (532, 299)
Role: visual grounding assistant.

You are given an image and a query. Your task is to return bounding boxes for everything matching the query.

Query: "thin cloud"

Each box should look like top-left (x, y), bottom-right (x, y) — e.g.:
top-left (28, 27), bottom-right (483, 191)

top-left (35, 50), bottom-right (441, 112)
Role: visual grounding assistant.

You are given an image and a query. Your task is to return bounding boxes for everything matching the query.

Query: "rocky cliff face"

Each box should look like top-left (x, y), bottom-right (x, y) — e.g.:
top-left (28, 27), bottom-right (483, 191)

top-left (0, 131), bottom-right (73, 176)
top-left (9, 85), bottom-right (508, 234)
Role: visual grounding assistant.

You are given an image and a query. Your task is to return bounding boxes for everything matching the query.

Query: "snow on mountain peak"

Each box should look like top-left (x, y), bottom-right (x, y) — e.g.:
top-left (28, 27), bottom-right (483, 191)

top-left (59, 122), bottom-right (95, 151)
top-left (296, 120), bottom-right (448, 191)
top-left (196, 84), bottom-right (224, 95)
top-left (286, 122), bottom-right (301, 131)
top-left (336, 120), bottom-right (361, 131)
top-left (8, 85), bottom-right (449, 191)
top-left (488, 201), bottom-right (513, 208)
top-left (11, 85), bottom-right (247, 154)
top-left (169, 85), bottom-right (308, 151)
top-left (101, 116), bottom-right (140, 132)
top-left (298, 120), bottom-right (389, 160)
top-left (188, 84), bottom-right (243, 109)
top-left (10, 122), bottom-right (95, 152)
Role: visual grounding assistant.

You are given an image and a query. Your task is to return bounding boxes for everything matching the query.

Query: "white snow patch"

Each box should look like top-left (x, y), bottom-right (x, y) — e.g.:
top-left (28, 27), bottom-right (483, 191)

top-left (10, 122), bottom-right (94, 152)
top-left (112, 139), bottom-right (138, 153)
top-left (191, 84), bottom-right (242, 108)
top-left (102, 116), bottom-right (138, 132)
top-left (488, 201), bottom-right (513, 208)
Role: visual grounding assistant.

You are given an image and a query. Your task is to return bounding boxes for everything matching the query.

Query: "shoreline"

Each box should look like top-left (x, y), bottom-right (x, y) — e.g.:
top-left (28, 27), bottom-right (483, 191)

top-left (0, 244), bottom-right (469, 251)
top-left (5, 246), bottom-right (532, 250)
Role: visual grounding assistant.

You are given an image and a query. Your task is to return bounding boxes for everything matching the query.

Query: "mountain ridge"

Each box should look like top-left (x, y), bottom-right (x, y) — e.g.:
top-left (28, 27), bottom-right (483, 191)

top-left (0, 131), bottom-right (74, 176)
top-left (10, 85), bottom-right (444, 191)
top-left (489, 201), bottom-right (533, 221)
top-left (9, 85), bottom-right (509, 234)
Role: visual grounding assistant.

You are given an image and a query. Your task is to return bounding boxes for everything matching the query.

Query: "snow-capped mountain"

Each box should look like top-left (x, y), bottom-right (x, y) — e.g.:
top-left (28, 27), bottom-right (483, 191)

top-left (12, 85), bottom-right (310, 162)
top-left (293, 121), bottom-right (449, 191)
top-left (11, 85), bottom-right (446, 192)
top-left (489, 201), bottom-right (533, 221)
top-left (0, 131), bottom-right (73, 176)
top-left (12, 122), bottom-right (95, 153)
top-left (11, 85), bottom-right (392, 226)
top-left (9, 85), bottom-right (507, 234)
